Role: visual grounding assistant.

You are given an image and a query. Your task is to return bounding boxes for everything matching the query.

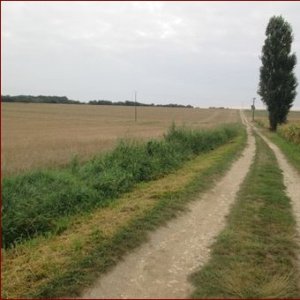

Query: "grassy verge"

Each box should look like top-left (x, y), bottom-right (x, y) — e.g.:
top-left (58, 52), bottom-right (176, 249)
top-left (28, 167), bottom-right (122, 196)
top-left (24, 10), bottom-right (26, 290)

top-left (263, 129), bottom-right (300, 174)
top-left (190, 133), bottom-right (299, 298)
top-left (254, 120), bottom-right (300, 173)
top-left (2, 124), bottom-right (239, 248)
top-left (2, 126), bottom-right (246, 298)
top-left (246, 110), bottom-right (300, 173)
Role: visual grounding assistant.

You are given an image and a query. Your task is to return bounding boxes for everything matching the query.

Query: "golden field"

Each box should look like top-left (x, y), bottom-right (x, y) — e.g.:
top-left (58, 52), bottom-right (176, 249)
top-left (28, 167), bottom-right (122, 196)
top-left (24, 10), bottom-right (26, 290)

top-left (251, 110), bottom-right (300, 122)
top-left (1, 103), bottom-right (240, 176)
top-left (247, 109), bottom-right (300, 145)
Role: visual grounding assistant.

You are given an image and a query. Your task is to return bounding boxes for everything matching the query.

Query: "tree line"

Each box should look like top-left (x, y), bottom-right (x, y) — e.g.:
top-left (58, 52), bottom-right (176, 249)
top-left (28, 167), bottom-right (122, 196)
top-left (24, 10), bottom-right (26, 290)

top-left (89, 100), bottom-right (193, 108)
top-left (2, 95), bottom-right (194, 108)
top-left (2, 95), bottom-right (81, 104)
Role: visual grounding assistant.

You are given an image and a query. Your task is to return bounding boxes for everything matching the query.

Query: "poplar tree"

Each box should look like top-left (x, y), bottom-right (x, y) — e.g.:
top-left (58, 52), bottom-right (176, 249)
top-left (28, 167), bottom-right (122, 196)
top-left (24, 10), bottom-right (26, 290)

top-left (258, 16), bottom-right (297, 131)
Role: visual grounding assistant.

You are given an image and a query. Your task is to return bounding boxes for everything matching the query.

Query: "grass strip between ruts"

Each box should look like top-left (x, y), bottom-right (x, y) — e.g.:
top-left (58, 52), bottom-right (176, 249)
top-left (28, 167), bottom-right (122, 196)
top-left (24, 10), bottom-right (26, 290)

top-left (263, 128), bottom-right (300, 174)
top-left (253, 118), bottom-right (300, 174)
top-left (2, 128), bottom-right (246, 298)
top-left (190, 133), bottom-right (299, 298)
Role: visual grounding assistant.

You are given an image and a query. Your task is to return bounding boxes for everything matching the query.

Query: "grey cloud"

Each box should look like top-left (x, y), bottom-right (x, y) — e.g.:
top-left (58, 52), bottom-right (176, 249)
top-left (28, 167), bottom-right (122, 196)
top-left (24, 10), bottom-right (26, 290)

top-left (2, 1), bottom-right (300, 108)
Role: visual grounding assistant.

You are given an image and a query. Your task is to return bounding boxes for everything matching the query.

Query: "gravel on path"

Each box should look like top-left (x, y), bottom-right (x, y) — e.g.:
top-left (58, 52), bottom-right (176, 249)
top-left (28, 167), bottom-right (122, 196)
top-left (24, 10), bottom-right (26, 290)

top-left (81, 114), bottom-right (255, 299)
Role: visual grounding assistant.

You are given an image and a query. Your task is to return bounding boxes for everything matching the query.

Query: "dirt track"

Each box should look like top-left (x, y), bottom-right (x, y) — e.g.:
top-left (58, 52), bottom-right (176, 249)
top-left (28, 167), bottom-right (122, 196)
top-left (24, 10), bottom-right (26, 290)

top-left (252, 122), bottom-right (300, 230)
top-left (81, 113), bottom-right (256, 299)
top-left (251, 118), bottom-right (300, 287)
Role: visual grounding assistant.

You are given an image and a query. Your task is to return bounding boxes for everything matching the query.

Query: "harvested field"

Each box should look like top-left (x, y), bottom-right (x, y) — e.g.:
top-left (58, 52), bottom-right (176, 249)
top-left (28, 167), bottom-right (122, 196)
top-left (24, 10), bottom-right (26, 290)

top-left (1, 103), bottom-right (240, 176)
top-left (288, 111), bottom-right (300, 122)
top-left (247, 109), bottom-right (300, 123)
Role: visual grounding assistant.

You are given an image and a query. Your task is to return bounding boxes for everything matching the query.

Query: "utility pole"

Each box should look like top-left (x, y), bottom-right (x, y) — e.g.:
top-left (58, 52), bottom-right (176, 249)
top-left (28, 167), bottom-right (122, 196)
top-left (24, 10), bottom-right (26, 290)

top-left (252, 97), bottom-right (256, 121)
top-left (134, 91), bottom-right (137, 122)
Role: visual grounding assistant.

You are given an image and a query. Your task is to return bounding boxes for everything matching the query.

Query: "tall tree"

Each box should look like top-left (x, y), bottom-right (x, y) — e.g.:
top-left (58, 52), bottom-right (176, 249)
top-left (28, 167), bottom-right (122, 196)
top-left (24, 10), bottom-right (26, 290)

top-left (258, 16), bottom-right (297, 131)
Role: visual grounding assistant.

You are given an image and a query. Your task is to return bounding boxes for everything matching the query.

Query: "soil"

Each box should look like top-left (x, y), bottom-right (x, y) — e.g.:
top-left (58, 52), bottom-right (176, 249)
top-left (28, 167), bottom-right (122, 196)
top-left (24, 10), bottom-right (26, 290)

top-left (81, 112), bottom-right (256, 299)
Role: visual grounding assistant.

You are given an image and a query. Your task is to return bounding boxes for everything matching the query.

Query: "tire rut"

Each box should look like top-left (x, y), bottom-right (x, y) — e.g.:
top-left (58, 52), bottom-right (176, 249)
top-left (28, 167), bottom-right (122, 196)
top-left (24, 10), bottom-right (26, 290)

top-left (248, 115), bottom-right (300, 289)
top-left (81, 115), bottom-right (255, 299)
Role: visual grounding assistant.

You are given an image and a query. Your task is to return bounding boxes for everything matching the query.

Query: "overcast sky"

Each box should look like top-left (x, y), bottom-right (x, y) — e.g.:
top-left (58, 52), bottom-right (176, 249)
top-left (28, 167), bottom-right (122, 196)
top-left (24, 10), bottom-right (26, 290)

top-left (2, 1), bottom-right (300, 109)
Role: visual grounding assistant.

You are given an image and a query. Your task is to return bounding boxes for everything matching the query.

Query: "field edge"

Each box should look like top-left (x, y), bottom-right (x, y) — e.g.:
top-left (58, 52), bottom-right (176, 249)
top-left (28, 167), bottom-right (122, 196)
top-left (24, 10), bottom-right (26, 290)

top-left (2, 126), bottom-right (247, 299)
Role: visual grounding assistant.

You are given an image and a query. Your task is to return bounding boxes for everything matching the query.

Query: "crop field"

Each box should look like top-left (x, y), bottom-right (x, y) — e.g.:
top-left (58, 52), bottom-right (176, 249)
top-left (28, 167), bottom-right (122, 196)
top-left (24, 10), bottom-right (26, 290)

top-left (2, 123), bottom-right (245, 298)
top-left (1, 103), bottom-right (240, 176)
top-left (245, 109), bottom-right (300, 145)
top-left (3, 3), bottom-right (300, 298)
top-left (3, 107), bottom-right (300, 298)
top-left (246, 109), bottom-right (300, 124)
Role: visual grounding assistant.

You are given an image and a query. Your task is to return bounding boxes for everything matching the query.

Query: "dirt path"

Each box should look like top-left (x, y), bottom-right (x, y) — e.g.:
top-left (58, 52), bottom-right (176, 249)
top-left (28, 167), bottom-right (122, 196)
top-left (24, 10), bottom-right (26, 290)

top-left (248, 114), bottom-right (300, 275)
top-left (257, 135), bottom-right (300, 222)
top-left (81, 116), bottom-right (256, 299)
top-left (244, 113), bottom-right (300, 232)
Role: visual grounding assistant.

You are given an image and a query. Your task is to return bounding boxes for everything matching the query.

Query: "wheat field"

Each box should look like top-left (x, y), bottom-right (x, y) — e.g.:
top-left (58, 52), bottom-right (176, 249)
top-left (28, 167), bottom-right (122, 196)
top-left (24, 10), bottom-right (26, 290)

top-left (1, 103), bottom-right (240, 176)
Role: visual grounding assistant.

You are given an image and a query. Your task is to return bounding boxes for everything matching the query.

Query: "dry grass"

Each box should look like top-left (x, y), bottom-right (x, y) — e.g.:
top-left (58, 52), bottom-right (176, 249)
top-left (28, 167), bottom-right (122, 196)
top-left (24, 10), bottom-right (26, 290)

top-left (1, 103), bottom-right (240, 176)
top-left (246, 109), bottom-right (300, 125)
top-left (278, 123), bottom-right (300, 145)
top-left (246, 110), bottom-right (300, 145)
top-left (2, 139), bottom-right (241, 298)
top-left (245, 110), bottom-right (300, 145)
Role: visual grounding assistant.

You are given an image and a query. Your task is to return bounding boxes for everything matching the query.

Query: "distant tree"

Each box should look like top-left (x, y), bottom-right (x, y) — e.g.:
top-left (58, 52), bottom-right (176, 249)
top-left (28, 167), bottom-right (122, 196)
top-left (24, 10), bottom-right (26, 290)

top-left (1, 95), bottom-right (82, 104)
top-left (258, 16), bottom-right (297, 131)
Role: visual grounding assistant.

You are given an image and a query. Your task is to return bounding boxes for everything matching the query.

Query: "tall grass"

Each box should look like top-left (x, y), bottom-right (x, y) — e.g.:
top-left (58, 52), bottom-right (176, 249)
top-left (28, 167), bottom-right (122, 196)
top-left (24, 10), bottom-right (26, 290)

top-left (278, 123), bottom-right (300, 145)
top-left (255, 119), bottom-right (300, 172)
top-left (3, 125), bottom-right (246, 299)
top-left (255, 117), bottom-right (300, 145)
top-left (2, 124), bottom-right (240, 248)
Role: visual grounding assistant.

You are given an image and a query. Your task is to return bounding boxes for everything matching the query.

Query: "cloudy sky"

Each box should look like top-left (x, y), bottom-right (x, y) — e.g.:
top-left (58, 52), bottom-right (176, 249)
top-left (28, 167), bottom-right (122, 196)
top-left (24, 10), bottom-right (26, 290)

top-left (2, 1), bottom-right (300, 109)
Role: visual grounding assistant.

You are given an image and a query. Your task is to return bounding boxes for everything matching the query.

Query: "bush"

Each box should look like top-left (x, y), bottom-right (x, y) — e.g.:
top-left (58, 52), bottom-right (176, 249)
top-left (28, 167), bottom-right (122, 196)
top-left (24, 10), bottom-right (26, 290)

top-left (2, 124), bottom-right (241, 248)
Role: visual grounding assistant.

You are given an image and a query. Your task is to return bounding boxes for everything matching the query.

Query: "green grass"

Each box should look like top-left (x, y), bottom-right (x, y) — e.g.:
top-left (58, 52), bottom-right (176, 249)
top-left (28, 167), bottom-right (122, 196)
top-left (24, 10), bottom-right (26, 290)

top-left (254, 119), bottom-right (300, 173)
top-left (190, 133), bottom-right (299, 298)
top-left (263, 130), bottom-right (300, 174)
top-left (2, 125), bottom-right (247, 298)
top-left (2, 124), bottom-right (240, 248)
